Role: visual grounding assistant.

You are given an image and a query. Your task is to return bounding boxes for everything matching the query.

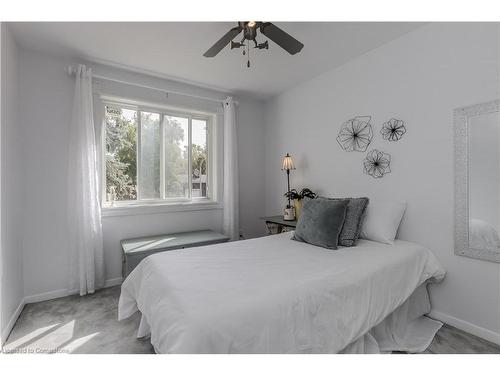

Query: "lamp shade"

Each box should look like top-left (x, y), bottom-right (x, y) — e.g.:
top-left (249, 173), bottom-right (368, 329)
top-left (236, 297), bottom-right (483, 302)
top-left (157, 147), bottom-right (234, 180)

top-left (282, 153), bottom-right (295, 171)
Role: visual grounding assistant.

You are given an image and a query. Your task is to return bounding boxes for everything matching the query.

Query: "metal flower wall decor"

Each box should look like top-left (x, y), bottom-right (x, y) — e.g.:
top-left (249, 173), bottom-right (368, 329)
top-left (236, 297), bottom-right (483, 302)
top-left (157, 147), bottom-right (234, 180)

top-left (380, 118), bottom-right (406, 141)
top-left (336, 116), bottom-right (373, 152)
top-left (363, 149), bottom-right (391, 179)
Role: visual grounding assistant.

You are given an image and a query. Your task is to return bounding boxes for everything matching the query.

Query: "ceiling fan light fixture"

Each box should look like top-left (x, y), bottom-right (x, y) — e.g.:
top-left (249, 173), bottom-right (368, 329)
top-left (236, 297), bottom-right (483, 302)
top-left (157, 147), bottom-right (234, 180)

top-left (230, 40), bottom-right (243, 49)
top-left (203, 22), bottom-right (304, 67)
top-left (257, 41), bottom-right (268, 50)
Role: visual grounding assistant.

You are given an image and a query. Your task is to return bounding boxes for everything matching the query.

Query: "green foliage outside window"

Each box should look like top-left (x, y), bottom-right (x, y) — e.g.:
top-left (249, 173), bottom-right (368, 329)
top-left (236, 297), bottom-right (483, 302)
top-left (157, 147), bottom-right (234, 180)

top-left (105, 107), bottom-right (208, 202)
top-left (105, 108), bottom-right (137, 200)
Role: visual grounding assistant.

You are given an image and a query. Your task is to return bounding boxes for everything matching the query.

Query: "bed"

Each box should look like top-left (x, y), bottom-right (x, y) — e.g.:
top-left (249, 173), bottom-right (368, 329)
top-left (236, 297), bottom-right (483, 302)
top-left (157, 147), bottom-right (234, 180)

top-left (118, 232), bottom-right (445, 353)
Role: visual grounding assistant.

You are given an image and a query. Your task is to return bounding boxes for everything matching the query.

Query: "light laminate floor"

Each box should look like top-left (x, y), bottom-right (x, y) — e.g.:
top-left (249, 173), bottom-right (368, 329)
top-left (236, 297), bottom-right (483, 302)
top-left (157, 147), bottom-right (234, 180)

top-left (3, 286), bottom-right (500, 354)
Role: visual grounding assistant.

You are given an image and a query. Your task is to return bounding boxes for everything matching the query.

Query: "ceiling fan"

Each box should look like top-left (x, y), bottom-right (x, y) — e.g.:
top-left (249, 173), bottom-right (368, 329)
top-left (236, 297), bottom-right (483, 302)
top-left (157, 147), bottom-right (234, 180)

top-left (203, 22), bottom-right (304, 68)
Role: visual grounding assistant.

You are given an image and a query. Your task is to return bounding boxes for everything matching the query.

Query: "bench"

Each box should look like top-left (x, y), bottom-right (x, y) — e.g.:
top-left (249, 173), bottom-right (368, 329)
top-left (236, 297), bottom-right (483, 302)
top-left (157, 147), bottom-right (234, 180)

top-left (121, 230), bottom-right (230, 278)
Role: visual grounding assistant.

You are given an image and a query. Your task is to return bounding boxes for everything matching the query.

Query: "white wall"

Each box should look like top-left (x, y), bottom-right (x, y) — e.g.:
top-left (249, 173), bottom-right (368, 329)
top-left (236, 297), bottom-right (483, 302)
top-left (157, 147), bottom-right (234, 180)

top-left (17, 48), bottom-right (266, 300)
top-left (1, 21), bottom-right (3, 345)
top-left (264, 23), bottom-right (500, 341)
top-left (235, 97), bottom-right (266, 238)
top-left (0, 23), bottom-right (24, 342)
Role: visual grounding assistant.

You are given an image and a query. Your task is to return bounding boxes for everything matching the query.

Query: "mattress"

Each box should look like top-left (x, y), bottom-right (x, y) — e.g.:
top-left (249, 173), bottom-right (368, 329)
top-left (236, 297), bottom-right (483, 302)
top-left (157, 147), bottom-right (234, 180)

top-left (118, 232), bottom-right (445, 353)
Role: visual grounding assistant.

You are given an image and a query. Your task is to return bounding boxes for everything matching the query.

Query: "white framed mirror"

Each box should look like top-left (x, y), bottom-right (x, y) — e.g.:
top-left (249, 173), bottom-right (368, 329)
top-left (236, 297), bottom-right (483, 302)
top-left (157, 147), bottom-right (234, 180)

top-left (455, 99), bottom-right (500, 263)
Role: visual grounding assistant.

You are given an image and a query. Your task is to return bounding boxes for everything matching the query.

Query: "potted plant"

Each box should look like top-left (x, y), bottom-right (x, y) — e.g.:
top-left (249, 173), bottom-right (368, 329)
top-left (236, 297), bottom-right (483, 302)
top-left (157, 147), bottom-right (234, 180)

top-left (284, 188), bottom-right (317, 219)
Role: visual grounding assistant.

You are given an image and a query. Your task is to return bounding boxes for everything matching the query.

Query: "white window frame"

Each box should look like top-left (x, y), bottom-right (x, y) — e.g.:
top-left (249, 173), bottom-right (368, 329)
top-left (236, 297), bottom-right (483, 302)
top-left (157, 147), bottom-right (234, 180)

top-left (100, 95), bottom-right (220, 215)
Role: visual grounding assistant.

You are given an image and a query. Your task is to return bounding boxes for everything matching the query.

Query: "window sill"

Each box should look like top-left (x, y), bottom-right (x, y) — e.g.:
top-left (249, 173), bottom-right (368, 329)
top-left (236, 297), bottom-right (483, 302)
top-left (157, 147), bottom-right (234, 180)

top-left (101, 200), bottom-right (223, 218)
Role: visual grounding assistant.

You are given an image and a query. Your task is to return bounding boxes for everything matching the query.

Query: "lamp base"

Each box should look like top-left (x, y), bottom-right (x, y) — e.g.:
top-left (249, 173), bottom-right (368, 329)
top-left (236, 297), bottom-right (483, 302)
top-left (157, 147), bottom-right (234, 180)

top-left (283, 206), bottom-right (296, 221)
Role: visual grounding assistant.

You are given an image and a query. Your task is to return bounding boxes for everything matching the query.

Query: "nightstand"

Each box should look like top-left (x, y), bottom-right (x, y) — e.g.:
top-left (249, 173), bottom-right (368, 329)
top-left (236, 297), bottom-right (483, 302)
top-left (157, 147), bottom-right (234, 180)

top-left (263, 216), bottom-right (297, 235)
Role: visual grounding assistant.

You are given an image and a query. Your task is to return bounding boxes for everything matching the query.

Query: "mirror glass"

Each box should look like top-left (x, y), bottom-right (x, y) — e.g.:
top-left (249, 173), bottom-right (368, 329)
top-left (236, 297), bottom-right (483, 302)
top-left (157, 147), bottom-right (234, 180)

top-left (468, 111), bottom-right (500, 255)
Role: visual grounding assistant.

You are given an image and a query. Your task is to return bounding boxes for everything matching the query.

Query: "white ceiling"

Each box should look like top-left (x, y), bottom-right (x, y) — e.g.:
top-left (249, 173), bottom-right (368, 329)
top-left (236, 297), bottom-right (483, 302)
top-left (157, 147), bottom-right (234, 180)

top-left (9, 22), bottom-right (425, 98)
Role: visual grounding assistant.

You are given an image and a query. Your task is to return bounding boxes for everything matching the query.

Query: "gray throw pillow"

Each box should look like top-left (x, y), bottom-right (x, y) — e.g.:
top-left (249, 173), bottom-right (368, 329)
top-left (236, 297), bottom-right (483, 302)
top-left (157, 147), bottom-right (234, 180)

top-left (322, 197), bottom-right (369, 247)
top-left (292, 197), bottom-right (348, 250)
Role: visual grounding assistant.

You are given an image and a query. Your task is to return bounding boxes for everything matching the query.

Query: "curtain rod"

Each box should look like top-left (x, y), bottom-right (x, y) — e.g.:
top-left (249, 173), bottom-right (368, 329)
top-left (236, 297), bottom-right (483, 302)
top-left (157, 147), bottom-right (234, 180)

top-left (66, 65), bottom-right (237, 105)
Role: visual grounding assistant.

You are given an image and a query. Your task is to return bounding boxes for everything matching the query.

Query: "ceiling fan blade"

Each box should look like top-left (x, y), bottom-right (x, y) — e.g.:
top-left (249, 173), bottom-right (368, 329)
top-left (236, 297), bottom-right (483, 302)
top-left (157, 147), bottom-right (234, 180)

top-left (260, 23), bottom-right (304, 55)
top-left (203, 26), bottom-right (242, 57)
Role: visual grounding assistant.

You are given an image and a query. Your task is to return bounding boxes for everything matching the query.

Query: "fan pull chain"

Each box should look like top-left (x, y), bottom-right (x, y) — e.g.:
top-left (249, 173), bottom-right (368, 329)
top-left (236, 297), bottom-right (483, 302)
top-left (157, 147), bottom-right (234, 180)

top-left (247, 43), bottom-right (250, 68)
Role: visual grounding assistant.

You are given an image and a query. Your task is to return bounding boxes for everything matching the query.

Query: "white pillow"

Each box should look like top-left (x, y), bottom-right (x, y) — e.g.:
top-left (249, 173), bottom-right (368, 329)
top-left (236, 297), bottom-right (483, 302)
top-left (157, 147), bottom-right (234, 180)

top-left (360, 199), bottom-right (406, 244)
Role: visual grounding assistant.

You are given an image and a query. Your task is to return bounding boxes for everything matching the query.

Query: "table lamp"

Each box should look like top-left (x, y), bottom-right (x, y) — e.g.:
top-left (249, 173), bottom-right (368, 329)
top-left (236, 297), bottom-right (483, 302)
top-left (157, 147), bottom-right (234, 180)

top-left (282, 153), bottom-right (296, 220)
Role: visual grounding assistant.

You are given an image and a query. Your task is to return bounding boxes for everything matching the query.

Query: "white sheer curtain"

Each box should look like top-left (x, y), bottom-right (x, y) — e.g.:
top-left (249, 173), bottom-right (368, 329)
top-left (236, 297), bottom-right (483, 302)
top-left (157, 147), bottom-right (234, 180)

top-left (67, 64), bottom-right (104, 295)
top-left (223, 97), bottom-right (239, 241)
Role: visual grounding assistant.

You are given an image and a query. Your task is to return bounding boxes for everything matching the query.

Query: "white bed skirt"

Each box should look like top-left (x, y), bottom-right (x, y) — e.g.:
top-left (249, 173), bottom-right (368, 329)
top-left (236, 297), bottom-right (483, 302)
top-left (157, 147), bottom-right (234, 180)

top-left (135, 282), bottom-right (441, 354)
top-left (340, 283), bottom-right (441, 353)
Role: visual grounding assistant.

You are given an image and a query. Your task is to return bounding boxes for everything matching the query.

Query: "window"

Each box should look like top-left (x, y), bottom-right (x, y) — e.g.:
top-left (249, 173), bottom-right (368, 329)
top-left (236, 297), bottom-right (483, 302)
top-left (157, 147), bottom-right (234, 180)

top-left (103, 101), bottom-right (213, 206)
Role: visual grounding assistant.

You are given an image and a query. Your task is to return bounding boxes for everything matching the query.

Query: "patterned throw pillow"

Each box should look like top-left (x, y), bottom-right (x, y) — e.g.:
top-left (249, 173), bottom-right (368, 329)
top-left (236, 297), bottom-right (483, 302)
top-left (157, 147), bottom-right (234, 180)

top-left (322, 197), bottom-right (369, 247)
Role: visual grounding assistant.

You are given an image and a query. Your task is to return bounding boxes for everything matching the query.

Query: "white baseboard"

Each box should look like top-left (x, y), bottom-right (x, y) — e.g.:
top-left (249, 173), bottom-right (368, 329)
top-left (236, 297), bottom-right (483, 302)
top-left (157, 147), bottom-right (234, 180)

top-left (103, 277), bottom-right (123, 288)
top-left (1, 299), bottom-right (25, 345)
top-left (429, 309), bottom-right (500, 346)
top-left (24, 288), bottom-right (69, 304)
top-left (24, 277), bottom-right (124, 304)
top-left (2, 277), bottom-right (124, 344)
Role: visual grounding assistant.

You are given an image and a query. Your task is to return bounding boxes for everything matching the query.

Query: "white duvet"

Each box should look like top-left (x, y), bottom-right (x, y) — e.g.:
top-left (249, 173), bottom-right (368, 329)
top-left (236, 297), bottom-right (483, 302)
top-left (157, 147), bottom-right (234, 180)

top-left (118, 232), bottom-right (445, 353)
